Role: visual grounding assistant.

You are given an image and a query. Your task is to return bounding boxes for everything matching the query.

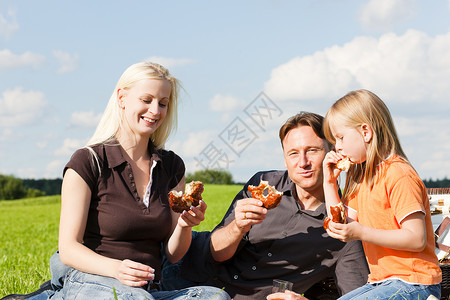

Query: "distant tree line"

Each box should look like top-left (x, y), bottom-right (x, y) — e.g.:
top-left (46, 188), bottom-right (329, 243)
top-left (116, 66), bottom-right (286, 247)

top-left (423, 177), bottom-right (450, 188)
top-left (186, 169), bottom-right (234, 185)
top-left (1, 172), bottom-right (450, 200)
top-left (23, 178), bottom-right (62, 196)
top-left (0, 174), bottom-right (61, 200)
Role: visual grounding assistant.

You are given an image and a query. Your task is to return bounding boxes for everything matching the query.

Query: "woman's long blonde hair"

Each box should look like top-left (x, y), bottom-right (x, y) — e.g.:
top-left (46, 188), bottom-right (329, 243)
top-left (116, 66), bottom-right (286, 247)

top-left (87, 61), bottom-right (180, 149)
top-left (323, 89), bottom-right (408, 201)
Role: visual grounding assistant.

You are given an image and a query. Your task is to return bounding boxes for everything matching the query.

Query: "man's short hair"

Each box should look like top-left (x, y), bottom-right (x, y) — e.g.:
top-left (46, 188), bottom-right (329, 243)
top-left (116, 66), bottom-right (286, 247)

top-left (279, 111), bottom-right (332, 150)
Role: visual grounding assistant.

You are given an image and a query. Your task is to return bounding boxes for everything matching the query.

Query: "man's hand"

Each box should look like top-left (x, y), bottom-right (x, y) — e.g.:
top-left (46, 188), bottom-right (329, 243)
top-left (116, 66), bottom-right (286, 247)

top-left (267, 290), bottom-right (308, 300)
top-left (210, 197), bottom-right (268, 262)
top-left (234, 198), bottom-right (268, 232)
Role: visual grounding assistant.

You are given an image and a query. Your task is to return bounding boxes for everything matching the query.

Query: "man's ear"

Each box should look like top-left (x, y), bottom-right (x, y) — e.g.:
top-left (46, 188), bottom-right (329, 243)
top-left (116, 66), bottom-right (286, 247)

top-left (361, 123), bottom-right (372, 143)
top-left (117, 89), bottom-right (126, 109)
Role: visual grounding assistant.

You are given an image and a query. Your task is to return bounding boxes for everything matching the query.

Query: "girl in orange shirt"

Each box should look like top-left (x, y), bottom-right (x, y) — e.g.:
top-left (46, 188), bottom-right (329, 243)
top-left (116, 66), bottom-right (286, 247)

top-left (322, 89), bottom-right (441, 299)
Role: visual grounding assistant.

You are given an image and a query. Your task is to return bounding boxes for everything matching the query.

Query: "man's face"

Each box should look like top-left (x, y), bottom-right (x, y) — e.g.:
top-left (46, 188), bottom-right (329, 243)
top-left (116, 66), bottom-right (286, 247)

top-left (282, 125), bottom-right (329, 194)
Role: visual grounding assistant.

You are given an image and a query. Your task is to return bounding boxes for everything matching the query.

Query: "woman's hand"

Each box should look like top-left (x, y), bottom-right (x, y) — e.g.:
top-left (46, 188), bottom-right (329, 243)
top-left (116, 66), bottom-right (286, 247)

top-left (326, 219), bottom-right (363, 242)
top-left (178, 200), bottom-right (207, 228)
top-left (267, 290), bottom-right (308, 300)
top-left (115, 259), bottom-right (155, 287)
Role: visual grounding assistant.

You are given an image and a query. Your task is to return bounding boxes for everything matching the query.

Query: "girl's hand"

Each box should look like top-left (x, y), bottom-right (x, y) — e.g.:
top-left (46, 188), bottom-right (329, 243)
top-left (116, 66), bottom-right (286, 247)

top-left (115, 259), bottom-right (154, 287)
top-left (178, 200), bottom-right (207, 228)
top-left (322, 151), bottom-right (344, 183)
top-left (267, 290), bottom-right (308, 300)
top-left (326, 219), bottom-right (363, 242)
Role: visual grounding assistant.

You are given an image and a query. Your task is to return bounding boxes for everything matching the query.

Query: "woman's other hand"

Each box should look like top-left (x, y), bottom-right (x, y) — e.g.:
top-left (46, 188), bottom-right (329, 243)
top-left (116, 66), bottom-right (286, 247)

top-left (115, 259), bottom-right (155, 287)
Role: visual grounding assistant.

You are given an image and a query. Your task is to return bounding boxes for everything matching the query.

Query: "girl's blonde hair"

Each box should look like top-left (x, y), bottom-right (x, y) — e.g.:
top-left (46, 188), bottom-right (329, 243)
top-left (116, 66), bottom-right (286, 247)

top-left (87, 61), bottom-right (180, 149)
top-left (323, 89), bottom-right (408, 200)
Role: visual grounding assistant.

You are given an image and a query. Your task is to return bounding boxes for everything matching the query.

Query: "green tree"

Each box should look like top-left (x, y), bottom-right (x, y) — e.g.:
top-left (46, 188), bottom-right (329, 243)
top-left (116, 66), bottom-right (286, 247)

top-left (26, 188), bottom-right (46, 198)
top-left (0, 174), bottom-right (26, 200)
top-left (186, 169), bottom-right (233, 185)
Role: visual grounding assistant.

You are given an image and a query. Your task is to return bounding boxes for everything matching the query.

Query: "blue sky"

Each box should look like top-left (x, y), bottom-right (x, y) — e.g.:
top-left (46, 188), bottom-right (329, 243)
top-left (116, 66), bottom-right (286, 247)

top-left (1, 0), bottom-right (450, 183)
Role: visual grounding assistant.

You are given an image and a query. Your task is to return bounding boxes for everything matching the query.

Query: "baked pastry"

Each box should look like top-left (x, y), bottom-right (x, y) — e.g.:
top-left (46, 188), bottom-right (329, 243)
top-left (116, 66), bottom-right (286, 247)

top-left (168, 181), bottom-right (204, 213)
top-left (248, 180), bottom-right (283, 209)
top-left (336, 157), bottom-right (352, 172)
top-left (323, 202), bottom-right (347, 230)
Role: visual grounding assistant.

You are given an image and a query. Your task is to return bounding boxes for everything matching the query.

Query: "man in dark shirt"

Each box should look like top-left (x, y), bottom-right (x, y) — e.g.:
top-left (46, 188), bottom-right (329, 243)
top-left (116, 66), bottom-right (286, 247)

top-left (161, 112), bottom-right (369, 300)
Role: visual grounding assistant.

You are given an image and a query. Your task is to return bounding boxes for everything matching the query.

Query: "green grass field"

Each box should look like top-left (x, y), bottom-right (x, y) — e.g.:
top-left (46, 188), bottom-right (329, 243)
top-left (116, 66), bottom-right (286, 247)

top-left (0, 184), bottom-right (242, 297)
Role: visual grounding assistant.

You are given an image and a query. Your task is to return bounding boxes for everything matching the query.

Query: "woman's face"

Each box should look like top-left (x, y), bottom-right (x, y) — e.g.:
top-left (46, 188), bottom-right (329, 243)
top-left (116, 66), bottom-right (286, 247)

top-left (331, 120), bottom-right (368, 164)
top-left (119, 79), bottom-right (171, 137)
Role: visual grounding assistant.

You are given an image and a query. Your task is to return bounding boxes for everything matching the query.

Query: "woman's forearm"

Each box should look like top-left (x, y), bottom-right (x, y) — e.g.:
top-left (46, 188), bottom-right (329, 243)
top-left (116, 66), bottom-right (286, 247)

top-left (59, 241), bottom-right (121, 278)
top-left (166, 225), bottom-right (192, 263)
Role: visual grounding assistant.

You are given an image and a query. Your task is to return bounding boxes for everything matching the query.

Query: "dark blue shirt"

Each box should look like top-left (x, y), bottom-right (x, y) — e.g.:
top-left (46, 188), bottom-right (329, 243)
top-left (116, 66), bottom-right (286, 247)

top-left (180, 170), bottom-right (368, 299)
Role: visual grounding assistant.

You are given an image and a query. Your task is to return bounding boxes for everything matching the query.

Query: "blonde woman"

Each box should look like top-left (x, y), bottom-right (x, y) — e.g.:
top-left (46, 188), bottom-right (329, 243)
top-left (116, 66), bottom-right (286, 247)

top-left (322, 89), bottom-right (441, 299)
top-left (51, 62), bottom-right (230, 300)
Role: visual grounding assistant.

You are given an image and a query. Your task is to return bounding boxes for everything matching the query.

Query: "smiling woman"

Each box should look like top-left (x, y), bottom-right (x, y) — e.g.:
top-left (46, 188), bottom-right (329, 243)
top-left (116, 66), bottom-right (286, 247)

top-left (86, 62), bottom-right (180, 150)
top-left (117, 78), bottom-right (171, 143)
top-left (9, 62), bottom-right (231, 300)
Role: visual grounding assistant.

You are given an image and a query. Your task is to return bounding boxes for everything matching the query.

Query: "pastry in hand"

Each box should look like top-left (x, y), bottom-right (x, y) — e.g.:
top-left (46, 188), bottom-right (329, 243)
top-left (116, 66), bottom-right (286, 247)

top-left (336, 157), bottom-right (352, 172)
top-left (248, 180), bottom-right (283, 209)
top-left (323, 202), bottom-right (347, 230)
top-left (169, 181), bottom-right (204, 213)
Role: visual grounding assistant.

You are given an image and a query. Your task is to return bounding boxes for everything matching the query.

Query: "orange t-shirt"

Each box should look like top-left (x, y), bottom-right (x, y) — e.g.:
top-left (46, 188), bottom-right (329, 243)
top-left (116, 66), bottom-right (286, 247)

top-left (347, 155), bottom-right (441, 284)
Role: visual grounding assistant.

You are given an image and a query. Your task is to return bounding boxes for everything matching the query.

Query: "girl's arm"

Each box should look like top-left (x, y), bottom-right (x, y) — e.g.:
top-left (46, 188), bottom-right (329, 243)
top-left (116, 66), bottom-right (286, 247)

top-left (59, 169), bottom-right (154, 286)
top-left (327, 212), bottom-right (427, 252)
top-left (324, 151), bottom-right (427, 252)
top-left (165, 176), bottom-right (207, 263)
top-left (323, 151), bottom-right (357, 220)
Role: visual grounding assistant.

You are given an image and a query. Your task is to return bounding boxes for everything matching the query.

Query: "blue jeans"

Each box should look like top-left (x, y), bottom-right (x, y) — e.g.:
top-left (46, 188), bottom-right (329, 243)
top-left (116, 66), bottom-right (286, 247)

top-left (27, 251), bottom-right (71, 300)
top-left (338, 279), bottom-right (441, 300)
top-left (56, 269), bottom-right (230, 300)
top-left (30, 251), bottom-right (230, 300)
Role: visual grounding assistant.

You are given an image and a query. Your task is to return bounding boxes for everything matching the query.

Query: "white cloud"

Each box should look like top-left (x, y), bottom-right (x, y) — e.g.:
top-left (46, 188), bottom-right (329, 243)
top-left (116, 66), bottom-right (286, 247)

top-left (0, 49), bottom-right (46, 70)
top-left (14, 162), bottom-right (64, 179)
top-left (209, 94), bottom-right (241, 112)
top-left (36, 141), bottom-right (48, 149)
top-left (264, 30), bottom-right (450, 104)
top-left (0, 87), bottom-right (47, 127)
top-left (0, 128), bottom-right (13, 141)
top-left (0, 8), bottom-right (19, 38)
top-left (15, 167), bottom-right (40, 179)
top-left (144, 56), bottom-right (196, 68)
top-left (358, 0), bottom-right (416, 31)
top-left (53, 50), bottom-right (79, 73)
top-left (264, 29), bottom-right (450, 181)
top-left (170, 131), bottom-right (216, 159)
top-left (45, 160), bottom-right (66, 178)
top-left (395, 115), bottom-right (450, 180)
top-left (54, 138), bottom-right (86, 156)
top-left (69, 110), bottom-right (102, 128)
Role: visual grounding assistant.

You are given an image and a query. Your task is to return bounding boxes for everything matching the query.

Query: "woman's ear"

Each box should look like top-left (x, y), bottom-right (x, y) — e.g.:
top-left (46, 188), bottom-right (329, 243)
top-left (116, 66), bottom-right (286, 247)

top-left (361, 123), bottom-right (372, 143)
top-left (117, 89), bottom-right (125, 109)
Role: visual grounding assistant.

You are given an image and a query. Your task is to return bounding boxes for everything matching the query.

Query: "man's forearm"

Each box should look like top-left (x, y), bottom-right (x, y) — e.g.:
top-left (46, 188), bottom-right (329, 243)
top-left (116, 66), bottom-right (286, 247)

top-left (210, 220), bottom-right (246, 262)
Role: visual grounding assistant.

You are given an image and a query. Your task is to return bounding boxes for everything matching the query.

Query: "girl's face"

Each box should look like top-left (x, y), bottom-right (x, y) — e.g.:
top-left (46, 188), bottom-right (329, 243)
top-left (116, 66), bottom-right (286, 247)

top-left (331, 120), bottom-right (371, 164)
top-left (118, 79), bottom-right (171, 137)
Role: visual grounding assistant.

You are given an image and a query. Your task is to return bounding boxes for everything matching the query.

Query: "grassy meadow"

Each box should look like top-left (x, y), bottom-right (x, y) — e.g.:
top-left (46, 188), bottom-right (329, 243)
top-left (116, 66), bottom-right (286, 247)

top-left (0, 184), bottom-right (242, 297)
